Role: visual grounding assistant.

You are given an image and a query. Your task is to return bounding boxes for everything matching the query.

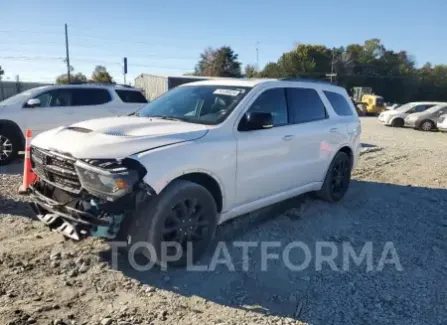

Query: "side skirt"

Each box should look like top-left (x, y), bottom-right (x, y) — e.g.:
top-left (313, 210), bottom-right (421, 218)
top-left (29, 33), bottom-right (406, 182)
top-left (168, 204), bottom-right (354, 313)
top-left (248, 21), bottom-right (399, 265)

top-left (218, 182), bottom-right (323, 225)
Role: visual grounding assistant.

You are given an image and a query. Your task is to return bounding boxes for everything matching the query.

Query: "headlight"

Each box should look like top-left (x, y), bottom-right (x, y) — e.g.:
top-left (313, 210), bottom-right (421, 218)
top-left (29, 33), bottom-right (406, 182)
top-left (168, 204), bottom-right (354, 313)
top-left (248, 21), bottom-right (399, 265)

top-left (75, 160), bottom-right (140, 201)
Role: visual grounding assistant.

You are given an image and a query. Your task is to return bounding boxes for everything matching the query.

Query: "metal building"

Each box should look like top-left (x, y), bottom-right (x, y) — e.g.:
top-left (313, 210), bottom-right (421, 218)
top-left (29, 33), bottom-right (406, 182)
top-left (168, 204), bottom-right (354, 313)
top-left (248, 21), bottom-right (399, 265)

top-left (134, 74), bottom-right (213, 101)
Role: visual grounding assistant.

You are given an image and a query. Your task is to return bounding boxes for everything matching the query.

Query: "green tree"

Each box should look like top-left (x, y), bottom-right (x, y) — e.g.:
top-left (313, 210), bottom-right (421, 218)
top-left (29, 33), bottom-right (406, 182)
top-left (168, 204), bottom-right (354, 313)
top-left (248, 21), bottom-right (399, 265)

top-left (244, 64), bottom-right (258, 78)
top-left (91, 65), bottom-right (114, 83)
top-left (195, 46), bottom-right (242, 77)
top-left (56, 72), bottom-right (87, 84)
top-left (259, 62), bottom-right (282, 78)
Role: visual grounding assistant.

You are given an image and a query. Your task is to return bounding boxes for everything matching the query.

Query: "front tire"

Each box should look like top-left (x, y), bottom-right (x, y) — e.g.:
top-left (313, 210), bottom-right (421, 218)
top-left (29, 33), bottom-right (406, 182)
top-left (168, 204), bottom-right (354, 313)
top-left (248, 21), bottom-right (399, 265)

top-left (391, 118), bottom-right (404, 127)
top-left (0, 128), bottom-right (21, 166)
top-left (317, 152), bottom-right (352, 202)
top-left (129, 180), bottom-right (218, 267)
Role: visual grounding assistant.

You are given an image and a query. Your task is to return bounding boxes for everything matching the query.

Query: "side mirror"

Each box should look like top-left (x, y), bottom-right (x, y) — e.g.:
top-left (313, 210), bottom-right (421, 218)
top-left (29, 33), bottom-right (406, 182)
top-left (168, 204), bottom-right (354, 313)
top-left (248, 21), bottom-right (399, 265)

top-left (25, 98), bottom-right (41, 108)
top-left (239, 112), bottom-right (274, 131)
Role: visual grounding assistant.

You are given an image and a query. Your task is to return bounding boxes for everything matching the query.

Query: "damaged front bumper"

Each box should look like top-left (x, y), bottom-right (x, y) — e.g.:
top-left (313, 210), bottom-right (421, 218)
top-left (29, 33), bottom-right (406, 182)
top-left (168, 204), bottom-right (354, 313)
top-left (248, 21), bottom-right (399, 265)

top-left (28, 146), bottom-right (152, 241)
top-left (29, 182), bottom-right (135, 241)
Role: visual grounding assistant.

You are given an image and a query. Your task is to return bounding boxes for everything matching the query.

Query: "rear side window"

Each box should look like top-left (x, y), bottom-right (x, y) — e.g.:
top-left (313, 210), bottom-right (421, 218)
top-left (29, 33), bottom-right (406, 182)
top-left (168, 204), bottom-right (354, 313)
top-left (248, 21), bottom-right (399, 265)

top-left (414, 105), bottom-right (432, 113)
top-left (115, 90), bottom-right (148, 103)
top-left (286, 88), bottom-right (327, 124)
top-left (72, 88), bottom-right (112, 106)
top-left (324, 91), bottom-right (354, 116)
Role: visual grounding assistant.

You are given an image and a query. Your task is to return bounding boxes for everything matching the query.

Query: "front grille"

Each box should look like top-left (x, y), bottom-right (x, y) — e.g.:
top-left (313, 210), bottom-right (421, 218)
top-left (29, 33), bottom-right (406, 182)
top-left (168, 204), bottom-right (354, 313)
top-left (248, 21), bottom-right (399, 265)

top-left (31, 147), bottom-right (82, 193)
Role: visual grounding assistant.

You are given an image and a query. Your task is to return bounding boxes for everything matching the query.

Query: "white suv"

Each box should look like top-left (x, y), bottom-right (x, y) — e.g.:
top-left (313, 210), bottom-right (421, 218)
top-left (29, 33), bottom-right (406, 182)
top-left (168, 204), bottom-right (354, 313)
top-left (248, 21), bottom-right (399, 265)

top-left (29, 78), bottom-right (361, 266)
top-left (0, 83), bottom-right (147, 165)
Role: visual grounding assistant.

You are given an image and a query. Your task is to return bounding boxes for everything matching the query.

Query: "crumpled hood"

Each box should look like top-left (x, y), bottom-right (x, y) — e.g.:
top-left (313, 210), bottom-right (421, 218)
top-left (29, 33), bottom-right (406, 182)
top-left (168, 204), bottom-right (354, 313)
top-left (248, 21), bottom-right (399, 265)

top-left (31, 116), bottom-right (208, 159)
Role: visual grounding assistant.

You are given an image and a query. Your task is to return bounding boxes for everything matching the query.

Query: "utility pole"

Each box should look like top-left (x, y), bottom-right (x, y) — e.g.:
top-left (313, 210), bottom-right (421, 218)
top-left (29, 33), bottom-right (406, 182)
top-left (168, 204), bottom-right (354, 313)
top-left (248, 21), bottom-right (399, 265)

top-left (65, 24), bottom-right (71, 83)
top-left (123, 57), bottom-right (128, 85)
top-left (256, 41), bottom-right (260, 70)
top-left (326, 48), bottom-right (337, 83)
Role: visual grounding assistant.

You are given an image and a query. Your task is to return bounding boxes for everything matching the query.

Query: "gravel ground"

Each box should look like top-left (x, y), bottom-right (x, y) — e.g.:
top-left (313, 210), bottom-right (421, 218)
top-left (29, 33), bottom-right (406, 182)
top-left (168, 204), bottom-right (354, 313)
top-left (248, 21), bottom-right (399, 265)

top-left (1, 117), bottom-right (446, 325)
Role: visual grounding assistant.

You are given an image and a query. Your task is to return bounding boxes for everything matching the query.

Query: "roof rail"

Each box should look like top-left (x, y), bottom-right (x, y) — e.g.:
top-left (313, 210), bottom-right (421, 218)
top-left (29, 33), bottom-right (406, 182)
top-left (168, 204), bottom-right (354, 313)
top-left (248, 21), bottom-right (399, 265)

top-left (280, 77), bottom-right (334, 85)
top-left (67, 81), bottom-right (134, 87)
top-left (115, 83), bottom-right (134, 88)
top-left (68, 81), bottom-right (88, 85)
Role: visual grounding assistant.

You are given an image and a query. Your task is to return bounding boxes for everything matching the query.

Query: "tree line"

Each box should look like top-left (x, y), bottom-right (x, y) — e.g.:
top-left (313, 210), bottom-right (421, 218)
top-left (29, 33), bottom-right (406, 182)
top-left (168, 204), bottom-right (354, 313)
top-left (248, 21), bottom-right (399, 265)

top-left (191, 39), bottom-right (447, 103)
top-left (55, 65), bottom-right (114, 84)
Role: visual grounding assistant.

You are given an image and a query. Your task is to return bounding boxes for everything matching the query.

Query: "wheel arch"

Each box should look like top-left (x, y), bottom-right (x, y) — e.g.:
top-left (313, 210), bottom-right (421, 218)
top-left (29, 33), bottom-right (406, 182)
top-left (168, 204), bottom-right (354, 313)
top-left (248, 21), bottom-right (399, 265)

top-left (150, 169), bottom-right (225, 213)
top-left (0, 119), bottom-right (25, 148)
top-left (390, 116), bottom-right (404, 126)
top-left (337, 145), bottom-right (354, 169)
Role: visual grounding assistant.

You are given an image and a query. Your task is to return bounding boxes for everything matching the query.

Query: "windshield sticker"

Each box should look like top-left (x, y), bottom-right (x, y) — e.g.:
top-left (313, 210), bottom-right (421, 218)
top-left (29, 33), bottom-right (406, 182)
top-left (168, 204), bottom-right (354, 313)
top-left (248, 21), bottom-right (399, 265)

top-left (213, 89), bottom-right (241, 96)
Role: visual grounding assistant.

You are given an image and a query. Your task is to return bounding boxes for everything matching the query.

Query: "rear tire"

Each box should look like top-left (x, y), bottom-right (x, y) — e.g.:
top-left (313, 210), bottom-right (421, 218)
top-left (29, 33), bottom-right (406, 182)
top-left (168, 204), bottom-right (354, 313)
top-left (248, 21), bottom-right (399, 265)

top-left (317, 152), bottom-right (352, 202)
top-left (128, 180), bottom-right (218, 268)
top-left (419, 120), bottom-right (434, 131)
top-left (391, 118), bottom-right (404, 127)
top-left (0, 128), bottom-right (21, 166)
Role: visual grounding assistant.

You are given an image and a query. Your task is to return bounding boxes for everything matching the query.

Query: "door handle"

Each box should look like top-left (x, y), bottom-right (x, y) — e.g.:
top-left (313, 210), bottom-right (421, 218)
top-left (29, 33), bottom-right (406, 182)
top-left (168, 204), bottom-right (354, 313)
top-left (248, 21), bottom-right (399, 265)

top-left (330, 128), bottom-right (338, 133)
top-left (283, 135), bottom-right (294, 141)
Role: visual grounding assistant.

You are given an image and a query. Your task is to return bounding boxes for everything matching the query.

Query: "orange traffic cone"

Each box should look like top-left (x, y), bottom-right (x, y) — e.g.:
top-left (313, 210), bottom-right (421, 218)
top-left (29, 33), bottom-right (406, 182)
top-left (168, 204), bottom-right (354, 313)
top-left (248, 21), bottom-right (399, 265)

top-left (18, 129), bottom-right (38, 195)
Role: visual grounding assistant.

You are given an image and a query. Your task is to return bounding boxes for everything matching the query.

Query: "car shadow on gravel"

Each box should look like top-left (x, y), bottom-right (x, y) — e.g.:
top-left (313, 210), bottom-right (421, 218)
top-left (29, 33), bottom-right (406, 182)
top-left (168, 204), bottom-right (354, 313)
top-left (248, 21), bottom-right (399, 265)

top-left (0, 194), bottom-right (36, 220)
top-left (99, 180), bottom-right (447, 324)
top-left (0, 160), bottom-right (24, 175)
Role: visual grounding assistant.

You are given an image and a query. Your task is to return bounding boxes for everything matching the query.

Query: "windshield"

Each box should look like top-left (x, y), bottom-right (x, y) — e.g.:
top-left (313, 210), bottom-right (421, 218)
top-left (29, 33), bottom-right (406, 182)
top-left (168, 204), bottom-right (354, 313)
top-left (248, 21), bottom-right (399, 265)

top-left (0, 91), bottom-right (34, 106)
top-left (396, 103), bottom-right (415, 112)
top-left (135, 85), bottom-right (252, 125)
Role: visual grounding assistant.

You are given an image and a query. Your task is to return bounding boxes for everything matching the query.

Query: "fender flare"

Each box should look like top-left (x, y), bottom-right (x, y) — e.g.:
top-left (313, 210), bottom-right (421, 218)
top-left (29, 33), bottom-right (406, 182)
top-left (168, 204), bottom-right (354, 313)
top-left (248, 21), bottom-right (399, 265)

top-left (0, 119), bottom-right (25, 148)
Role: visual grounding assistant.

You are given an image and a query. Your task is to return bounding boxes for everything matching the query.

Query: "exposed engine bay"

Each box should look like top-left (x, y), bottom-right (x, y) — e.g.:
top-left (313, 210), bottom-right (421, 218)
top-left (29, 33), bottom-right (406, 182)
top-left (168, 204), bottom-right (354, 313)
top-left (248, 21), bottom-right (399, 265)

top-left (29, 146), bottom-right (153, 241)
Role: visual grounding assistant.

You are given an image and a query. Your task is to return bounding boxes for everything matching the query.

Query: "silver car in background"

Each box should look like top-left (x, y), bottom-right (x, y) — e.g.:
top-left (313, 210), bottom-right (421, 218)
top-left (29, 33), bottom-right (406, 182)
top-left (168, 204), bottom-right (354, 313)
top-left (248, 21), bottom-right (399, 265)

top-left (404, 104), bottom-right (447, 131)
top-left (378, 102), bottom-right (440, 127)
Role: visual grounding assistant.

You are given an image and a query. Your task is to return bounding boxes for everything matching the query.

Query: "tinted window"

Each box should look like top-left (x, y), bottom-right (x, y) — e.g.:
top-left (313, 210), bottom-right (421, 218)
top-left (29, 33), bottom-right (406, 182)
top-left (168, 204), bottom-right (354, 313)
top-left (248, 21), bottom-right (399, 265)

top-left (413, 105), bottom-right (432, 113)
top-left (324, 91), bottom-right (353, 116)
top-left (34, 92), bottom-right (52, 107)
top-left (30, 89), bottom-right (73, 107)
top-left (376, 97), bottom-right (384, 106)
top-left (286, 88), bottom-right (327, 123)
top-left (115, 90), bottom-right (148, 103)
top-left (72, 88), bottom-right (112, 106)
top-left (245, 88), bottom-right (288, 126)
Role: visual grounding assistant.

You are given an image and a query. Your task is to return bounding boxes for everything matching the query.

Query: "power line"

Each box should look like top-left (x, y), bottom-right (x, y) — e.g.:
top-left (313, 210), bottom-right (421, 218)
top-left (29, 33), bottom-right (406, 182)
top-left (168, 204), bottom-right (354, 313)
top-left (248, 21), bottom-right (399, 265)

top-left (0, 55), bottom-right (193, 71)
top-left (1, 48), bottom-right (198, 61)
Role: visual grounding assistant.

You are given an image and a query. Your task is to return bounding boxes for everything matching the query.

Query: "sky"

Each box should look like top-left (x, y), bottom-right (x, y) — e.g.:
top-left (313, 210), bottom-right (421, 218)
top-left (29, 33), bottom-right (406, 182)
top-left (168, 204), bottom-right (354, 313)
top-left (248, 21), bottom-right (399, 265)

top-left (0, 0), bottom-right (446, 84)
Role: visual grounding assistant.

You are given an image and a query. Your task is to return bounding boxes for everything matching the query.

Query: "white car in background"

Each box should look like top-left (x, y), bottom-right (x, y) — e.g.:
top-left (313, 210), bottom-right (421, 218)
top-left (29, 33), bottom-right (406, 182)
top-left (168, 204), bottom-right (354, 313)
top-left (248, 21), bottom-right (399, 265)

top-left (385, 103), bottom-right (401, 110)
top-left (436, 114), bottom-right (447, 132)
top-left (0, 83), bottom-right (148, 165)
top-left (378, 102), bottom-right (442, 127)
